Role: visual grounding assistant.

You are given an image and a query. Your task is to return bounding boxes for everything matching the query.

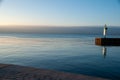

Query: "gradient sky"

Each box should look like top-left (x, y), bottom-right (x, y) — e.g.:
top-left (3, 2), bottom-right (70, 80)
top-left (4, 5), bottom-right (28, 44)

top-left (0, 0), bottom-right (120, 27)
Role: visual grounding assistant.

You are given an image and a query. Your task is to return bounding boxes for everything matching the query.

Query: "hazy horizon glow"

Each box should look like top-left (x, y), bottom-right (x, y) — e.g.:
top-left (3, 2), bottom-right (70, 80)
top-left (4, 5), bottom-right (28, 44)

top-left (0, 0), bottom-right (120, 27)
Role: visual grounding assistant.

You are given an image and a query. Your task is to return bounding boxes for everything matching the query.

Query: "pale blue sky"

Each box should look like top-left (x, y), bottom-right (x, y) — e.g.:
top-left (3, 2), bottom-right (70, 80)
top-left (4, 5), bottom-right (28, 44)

top-left (0, 0), bottom-right (120, 27)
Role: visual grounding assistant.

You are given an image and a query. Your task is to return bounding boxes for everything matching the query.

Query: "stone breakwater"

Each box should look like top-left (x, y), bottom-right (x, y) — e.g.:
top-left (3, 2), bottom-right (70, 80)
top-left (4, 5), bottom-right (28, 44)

top-left (95, 38), bottom-right (120, 46)
top-left (0, 63), bottom-right (109, 80)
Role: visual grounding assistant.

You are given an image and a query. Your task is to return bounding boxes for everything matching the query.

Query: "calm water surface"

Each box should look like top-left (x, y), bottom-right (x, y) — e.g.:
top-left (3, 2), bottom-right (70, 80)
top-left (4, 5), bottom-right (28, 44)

top-left (0, 34), bottom-right (120, 80)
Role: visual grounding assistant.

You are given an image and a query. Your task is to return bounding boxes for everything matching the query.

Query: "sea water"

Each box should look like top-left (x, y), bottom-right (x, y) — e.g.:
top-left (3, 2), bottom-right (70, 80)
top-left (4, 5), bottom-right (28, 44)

top-left (0, 33), bottom-right (120, 80)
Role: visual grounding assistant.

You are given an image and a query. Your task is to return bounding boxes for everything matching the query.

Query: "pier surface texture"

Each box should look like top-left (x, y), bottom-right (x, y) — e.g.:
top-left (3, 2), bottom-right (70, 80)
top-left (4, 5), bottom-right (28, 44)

top-left (95, 38), bottom-right (120, 46)
top-left (0, 63), bottom-right (109, 80)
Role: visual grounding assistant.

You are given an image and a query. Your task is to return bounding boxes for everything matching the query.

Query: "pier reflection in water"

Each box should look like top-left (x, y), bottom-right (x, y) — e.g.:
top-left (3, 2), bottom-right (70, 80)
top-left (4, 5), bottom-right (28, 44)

top-left (102, 47), bottom-right (107, 58)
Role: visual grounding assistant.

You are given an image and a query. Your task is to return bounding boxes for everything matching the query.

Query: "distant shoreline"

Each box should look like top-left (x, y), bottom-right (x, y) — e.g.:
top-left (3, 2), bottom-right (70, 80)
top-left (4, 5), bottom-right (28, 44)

top-left (0, 27), bottom-right (120, 35)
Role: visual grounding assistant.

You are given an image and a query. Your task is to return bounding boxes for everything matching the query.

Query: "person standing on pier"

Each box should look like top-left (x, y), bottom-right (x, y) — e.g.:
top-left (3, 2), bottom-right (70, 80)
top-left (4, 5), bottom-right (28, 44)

top-left (103, 24), bottom-right (108, 38)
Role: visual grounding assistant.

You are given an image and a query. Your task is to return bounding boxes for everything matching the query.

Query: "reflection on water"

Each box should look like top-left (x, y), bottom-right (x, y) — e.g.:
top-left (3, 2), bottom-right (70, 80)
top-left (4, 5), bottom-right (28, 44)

top-left (0, 34), bottom-right (120, 80)
top-left (102, 47), bottom-right (107, 58)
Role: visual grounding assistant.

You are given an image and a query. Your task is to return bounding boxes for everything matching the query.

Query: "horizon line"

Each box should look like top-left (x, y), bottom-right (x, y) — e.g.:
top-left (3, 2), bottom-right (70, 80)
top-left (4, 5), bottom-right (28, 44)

top-left (0, 25), bottom-right (120, 27)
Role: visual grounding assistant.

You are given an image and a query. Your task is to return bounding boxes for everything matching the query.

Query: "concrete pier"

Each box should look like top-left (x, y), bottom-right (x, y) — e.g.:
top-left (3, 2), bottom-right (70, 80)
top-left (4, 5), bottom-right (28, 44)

top-left (95, 38), bottom-right (120, 46)
top-left (0, 63), bottom-right (109, 80)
